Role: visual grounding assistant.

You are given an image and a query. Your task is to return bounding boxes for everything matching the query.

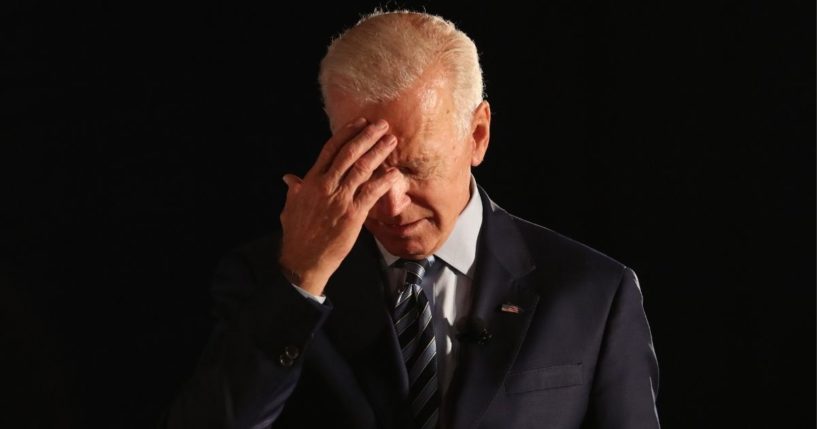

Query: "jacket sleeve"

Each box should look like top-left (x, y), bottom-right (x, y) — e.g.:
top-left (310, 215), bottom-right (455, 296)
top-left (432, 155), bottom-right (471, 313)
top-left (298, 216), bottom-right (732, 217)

top-left (162, 250), bottom-right (333, 429)
top-left (584, 267), bottom-right (661, 428)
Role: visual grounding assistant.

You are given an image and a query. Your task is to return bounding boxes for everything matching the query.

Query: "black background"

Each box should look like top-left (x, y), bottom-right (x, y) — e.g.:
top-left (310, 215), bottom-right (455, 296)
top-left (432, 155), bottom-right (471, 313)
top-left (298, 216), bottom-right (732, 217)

top-left (3, 0), bottom-right (814, 427)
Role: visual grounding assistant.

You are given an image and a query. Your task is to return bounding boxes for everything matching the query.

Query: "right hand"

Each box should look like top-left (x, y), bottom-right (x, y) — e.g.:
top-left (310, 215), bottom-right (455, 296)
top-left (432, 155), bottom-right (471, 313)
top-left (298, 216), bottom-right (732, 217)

top-left (278, 118), bottom-right (400, 296)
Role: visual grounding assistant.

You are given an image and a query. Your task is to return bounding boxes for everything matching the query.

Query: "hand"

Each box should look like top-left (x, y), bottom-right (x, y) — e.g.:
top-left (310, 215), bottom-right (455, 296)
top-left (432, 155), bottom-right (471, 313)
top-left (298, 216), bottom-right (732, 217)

top-left (278, 118), bottom-right (399, 296)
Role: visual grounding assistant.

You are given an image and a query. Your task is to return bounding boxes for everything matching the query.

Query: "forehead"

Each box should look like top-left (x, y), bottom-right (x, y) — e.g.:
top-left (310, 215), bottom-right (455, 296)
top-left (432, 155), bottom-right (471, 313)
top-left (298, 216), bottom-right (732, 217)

top-left (327, 71), bottom-right (459, 164)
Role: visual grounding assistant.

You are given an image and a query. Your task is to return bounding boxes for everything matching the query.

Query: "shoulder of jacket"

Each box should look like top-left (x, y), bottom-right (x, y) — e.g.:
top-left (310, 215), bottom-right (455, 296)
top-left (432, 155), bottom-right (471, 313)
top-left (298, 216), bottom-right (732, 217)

top-left (508, 214), bottom-right (629, 279)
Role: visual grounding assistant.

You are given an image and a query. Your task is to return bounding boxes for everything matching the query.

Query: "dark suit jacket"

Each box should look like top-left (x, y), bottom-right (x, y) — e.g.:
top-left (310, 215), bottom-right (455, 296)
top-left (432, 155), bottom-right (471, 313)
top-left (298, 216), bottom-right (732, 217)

top-left (164, 187), bottom-right (660, 428)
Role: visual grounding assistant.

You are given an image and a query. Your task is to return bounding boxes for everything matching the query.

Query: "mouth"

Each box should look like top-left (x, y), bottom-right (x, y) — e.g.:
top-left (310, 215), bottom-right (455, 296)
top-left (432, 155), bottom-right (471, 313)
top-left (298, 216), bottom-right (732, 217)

top-left (377, 218), bottom-right (425, 236)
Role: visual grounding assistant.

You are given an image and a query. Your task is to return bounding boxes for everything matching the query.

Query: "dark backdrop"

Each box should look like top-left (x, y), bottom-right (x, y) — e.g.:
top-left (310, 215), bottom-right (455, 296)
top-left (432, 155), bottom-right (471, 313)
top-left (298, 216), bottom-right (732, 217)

top-left (3, 1), bottom-right (814, 427)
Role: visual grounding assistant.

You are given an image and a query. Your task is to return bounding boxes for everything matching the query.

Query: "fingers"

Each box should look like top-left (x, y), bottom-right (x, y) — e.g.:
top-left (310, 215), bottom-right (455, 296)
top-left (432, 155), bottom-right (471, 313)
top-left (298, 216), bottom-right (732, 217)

top-left (324, 119), bottom-right (391, 185)
top-left (282, 174), bottom-right (303, 194)
top-left (310, 117), bottom-right (369, 177)
top-left (340, 134), bottom-right (397, 190)
top-left (354, 168), bottom-right (400, 211)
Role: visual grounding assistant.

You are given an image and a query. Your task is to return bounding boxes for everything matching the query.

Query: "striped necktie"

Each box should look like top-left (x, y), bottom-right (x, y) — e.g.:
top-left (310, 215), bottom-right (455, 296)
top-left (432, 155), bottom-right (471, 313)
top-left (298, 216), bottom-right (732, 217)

top-left (393, 258), bottom-right (439, 429)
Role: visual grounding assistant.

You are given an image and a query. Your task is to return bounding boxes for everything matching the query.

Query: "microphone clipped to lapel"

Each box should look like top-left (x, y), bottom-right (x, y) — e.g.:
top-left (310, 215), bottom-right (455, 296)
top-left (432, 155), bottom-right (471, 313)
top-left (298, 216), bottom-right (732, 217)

top-left (456, 318), bottom-right (493, 345)
top-left (455, 302), bottom-right (525, 346)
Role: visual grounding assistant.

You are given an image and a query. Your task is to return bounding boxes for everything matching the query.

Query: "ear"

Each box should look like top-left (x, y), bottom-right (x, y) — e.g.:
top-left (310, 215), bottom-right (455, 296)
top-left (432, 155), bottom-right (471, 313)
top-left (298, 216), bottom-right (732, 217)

top-left (469, 101), bottom-right (491, 167)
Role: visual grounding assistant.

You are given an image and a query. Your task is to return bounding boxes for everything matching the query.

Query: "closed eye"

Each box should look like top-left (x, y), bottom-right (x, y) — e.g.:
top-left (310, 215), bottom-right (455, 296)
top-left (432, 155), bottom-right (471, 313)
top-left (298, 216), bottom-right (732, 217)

top-left (398, 166), bottom-right (417, 175)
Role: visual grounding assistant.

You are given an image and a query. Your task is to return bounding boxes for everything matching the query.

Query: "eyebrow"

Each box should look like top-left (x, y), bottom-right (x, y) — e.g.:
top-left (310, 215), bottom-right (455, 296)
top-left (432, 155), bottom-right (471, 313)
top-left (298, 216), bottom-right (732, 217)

top-left (400, 152), bottom-right (443, 176)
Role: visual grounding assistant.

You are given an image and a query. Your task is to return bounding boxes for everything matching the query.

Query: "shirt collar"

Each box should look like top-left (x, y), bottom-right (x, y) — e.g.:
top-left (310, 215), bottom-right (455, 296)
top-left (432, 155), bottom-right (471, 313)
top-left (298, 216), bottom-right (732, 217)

top-left (375, 175), bottom-right (483, 279)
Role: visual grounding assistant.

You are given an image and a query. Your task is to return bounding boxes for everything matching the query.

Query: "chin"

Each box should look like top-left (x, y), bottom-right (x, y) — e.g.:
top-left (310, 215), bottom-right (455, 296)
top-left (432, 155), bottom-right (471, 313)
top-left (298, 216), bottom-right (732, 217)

top-left (374, 235), bottom-right (424, 258)
top-left (366, 219), bottom-right (443, 258)
top-left (367, 229), bottom-right (430, 259)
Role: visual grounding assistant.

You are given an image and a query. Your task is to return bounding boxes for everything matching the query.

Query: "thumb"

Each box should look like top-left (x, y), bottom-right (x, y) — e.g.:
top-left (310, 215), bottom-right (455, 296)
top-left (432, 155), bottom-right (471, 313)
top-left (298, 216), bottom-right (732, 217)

top-left (282, 174), bottom-right (303, 192)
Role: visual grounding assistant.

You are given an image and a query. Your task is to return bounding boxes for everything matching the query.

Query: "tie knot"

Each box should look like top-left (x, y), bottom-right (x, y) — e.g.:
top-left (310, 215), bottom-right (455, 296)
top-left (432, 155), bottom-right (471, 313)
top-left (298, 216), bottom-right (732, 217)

top-left (396, 258), bottom-right (432, 286)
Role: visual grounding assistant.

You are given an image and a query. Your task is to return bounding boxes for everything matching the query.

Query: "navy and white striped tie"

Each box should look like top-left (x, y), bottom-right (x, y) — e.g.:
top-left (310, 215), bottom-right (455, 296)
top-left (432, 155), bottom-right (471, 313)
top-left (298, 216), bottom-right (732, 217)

top-left (393, 258), bottom-right (439, 429)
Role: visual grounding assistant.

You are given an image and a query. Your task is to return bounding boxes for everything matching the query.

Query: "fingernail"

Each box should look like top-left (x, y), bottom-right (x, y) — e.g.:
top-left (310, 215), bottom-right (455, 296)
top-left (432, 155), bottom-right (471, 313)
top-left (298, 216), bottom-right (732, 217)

top-left (382, 135), bottom-right (397, 146)
top-left (374, 119), bottom-right (388, 130)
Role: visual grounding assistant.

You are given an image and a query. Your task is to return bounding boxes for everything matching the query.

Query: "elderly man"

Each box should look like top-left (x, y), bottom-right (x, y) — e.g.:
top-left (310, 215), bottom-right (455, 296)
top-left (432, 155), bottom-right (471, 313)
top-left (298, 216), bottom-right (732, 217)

top-left (166, 10), bottom-right (660, 429)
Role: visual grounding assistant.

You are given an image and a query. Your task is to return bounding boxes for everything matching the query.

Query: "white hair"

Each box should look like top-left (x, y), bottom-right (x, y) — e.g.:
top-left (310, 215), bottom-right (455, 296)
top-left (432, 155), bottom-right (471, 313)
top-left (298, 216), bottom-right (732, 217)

top-left (319, 10), bottom-right (485, 137)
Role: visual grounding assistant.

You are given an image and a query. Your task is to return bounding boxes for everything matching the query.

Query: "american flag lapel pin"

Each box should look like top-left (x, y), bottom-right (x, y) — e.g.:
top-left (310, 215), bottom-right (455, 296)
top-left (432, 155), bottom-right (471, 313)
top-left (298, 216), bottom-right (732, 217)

top-left (501, 303), bottom-right (522, 314)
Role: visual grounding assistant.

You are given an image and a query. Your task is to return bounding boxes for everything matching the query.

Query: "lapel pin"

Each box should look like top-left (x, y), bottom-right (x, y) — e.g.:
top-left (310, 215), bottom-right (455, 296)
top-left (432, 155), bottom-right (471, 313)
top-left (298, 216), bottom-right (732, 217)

top-left (501, 303), bottom-right (523, 314)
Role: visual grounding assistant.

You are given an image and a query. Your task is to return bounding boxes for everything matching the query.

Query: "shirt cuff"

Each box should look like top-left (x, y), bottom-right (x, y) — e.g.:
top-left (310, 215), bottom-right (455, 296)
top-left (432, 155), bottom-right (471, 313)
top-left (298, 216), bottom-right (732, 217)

top-left (291, 283), bottom-right (327, 304)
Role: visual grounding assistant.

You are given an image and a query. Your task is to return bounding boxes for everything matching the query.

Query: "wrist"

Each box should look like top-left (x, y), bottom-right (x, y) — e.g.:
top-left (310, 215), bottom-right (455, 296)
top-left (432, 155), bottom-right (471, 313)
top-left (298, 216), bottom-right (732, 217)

top-left (279, 263), bottom-right (302, 285)
top-left (278, 258), bottom-right (328, 296)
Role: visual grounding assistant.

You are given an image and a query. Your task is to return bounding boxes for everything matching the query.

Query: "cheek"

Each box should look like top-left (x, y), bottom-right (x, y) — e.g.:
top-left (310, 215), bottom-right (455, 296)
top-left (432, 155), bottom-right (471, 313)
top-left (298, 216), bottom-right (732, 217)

top-left (406, 185), bottom-right (438, 213)
top-left (411, 183), bottom-right (462, 226)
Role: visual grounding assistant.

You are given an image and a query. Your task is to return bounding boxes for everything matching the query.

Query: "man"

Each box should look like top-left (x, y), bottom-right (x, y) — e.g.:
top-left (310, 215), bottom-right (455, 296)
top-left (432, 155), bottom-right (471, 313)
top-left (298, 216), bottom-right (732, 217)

top-left (165, 10), bottom-right (660, 429)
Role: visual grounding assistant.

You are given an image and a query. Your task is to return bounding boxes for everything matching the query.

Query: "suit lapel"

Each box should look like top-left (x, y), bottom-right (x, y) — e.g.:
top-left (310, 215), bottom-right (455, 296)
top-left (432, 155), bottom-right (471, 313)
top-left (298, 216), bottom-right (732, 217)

top-left (446, 189), bottom-right (539, 429)
top-left (321, 231), bottom-right (411, 428)
top-left (321, 231), bottom-right (389, 357)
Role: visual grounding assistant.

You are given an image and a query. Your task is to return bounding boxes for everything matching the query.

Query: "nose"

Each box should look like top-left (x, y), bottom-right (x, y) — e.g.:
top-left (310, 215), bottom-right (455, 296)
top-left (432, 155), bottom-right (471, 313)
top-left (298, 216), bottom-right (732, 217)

top-left (375, 174), bottom-right (411, 218)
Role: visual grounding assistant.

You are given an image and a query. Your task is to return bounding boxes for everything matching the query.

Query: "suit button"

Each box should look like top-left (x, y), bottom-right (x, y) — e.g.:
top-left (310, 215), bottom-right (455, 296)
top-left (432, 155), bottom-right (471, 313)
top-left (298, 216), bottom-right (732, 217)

top-left (284, 345), bottom-right (300, 360)
top-left (278, 353), bottom-right (294, 368)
